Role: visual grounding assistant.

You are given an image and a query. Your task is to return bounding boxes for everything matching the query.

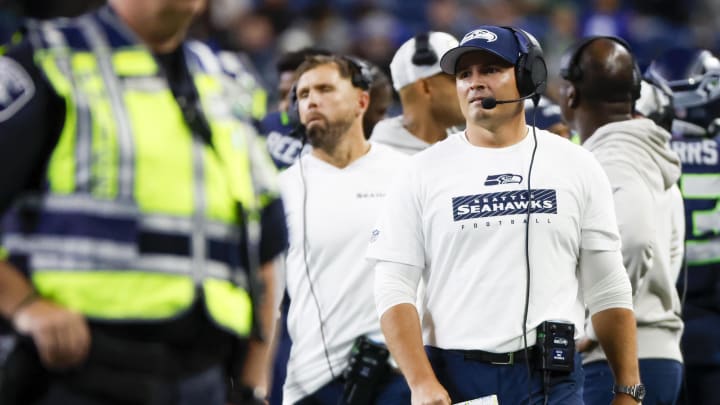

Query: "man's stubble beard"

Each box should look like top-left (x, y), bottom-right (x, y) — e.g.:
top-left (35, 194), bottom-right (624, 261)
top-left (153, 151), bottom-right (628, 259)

top-left (306, 113), bottom-right (355, 155)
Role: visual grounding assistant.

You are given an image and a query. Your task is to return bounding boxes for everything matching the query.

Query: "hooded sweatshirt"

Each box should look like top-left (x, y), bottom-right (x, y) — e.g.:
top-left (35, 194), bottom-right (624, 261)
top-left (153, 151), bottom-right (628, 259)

top-left (582, 118), bottom-right (685, 363)
top-left (369, 116), bottom-right (432, 155)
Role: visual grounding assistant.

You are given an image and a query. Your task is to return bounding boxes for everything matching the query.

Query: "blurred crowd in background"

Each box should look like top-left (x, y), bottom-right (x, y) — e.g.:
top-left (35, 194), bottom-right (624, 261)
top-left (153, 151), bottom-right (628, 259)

top-left (1, 0), bottom-right (719, 115)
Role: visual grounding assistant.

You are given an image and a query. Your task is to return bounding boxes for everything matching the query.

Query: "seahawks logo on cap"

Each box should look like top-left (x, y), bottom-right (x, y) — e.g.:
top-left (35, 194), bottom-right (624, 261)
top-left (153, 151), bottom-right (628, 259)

top-left (461, 29), bottom-right (498, 45)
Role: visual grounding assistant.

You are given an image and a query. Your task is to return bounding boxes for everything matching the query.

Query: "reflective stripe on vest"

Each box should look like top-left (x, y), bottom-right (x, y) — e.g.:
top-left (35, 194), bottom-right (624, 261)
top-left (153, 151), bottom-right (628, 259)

top-left (5, 16), bottom-right (259, 336)
top-left (28, 20), bottom-right (93, 194)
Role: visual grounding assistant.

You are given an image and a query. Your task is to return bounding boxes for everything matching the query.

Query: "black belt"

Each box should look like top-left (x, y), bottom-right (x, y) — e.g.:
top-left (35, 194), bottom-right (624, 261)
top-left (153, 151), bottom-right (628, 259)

top-left (462, 347), bottom-right (535, 365)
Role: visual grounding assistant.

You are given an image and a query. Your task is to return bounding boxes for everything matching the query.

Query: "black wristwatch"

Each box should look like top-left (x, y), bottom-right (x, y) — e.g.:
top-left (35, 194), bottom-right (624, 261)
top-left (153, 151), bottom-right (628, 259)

top-left (613, 383), bottom-right (646, 402)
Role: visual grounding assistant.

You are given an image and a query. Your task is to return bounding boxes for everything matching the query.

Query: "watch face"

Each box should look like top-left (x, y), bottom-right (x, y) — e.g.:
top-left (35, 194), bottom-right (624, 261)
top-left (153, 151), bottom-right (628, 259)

top-left (614, 384), bottom-right (646, 401)
top-left (635, 384), bottom-right (646, 400)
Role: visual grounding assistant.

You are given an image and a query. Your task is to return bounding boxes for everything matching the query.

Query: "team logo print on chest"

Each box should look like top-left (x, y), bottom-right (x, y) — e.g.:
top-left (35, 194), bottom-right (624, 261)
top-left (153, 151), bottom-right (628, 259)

top-left (452, 189), bottom-right (558, 221)
top-left (484, 173), bottom-right (523, 186)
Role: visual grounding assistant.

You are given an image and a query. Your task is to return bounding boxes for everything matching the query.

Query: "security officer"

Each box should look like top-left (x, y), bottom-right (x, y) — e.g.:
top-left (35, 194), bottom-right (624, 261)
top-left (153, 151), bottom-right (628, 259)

top-left (0, 0), bottom-right (287, 404)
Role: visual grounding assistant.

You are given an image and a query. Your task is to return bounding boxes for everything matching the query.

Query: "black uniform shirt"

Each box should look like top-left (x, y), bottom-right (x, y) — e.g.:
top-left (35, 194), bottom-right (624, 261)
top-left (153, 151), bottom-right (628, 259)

top-left (0, 39), bottom-right (65, 215)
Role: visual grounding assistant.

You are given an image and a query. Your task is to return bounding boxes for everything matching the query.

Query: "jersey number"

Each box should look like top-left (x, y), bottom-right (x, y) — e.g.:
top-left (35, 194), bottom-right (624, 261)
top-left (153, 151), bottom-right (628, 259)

top-left (682, 174), bottom-right (720, 265)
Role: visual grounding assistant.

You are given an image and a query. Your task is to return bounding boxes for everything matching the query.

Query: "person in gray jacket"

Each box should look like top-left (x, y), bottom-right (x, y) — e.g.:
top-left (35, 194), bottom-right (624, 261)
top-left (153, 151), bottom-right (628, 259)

top-left (370, 31), bottom-right (465, 154)
top-left (559, 36), bottom-right (684, 405)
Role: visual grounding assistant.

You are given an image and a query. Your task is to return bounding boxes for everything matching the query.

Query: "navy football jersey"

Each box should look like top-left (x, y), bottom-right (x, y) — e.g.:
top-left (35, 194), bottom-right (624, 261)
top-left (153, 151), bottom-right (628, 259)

top-left (256, 111), bottom-right (308, 170)
top-left (671, 133), bottom-right (720, 365)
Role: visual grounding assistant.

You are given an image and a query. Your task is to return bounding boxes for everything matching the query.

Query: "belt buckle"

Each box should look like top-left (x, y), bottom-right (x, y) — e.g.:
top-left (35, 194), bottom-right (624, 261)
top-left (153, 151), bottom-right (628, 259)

top-left (491, 352), bottom-right (514, 365)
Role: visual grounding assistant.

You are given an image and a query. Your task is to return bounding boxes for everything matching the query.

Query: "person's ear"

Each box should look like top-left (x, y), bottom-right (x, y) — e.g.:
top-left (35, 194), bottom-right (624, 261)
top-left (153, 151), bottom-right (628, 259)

top-left (356, 89), bottom-right (370, 116)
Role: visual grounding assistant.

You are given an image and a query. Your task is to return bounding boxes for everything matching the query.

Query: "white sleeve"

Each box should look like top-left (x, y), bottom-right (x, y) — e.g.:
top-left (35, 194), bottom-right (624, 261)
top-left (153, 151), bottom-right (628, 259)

top-left (580, 153), bottom-right (622, 251)
top-left (374, 260), bottom-right (423, 318)
top-left (366, 163), bottom-right (425, 268)
top-left (580, 248), bottom-right (633, 316)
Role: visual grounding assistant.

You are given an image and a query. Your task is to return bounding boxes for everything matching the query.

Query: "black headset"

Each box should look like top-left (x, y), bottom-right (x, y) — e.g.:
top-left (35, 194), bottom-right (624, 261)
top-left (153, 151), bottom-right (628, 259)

top-left (287, 55), bottom-right (373, 133)
top-left (287, 82), bottom-right (301, 133)
top-left (503, 26), bottom-right (548, 98)
top-left (411, 32), bottom-right (438, 66)
top-left (344, 55), bottom-right (374, 91)
top-left (560, 36), bottom-right (642, 101)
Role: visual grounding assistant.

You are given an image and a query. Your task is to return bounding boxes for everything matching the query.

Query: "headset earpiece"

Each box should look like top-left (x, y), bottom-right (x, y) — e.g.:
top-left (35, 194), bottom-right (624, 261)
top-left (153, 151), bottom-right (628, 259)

top-left (342, 55), bottom-right (373, 91)
top-left (503, 26), bottom-right (547, 98)
top-left (411, 32), bottom-right (438, 66)
top-left (560, 36), bottom-right (641, 101)
top-left (287, 82), bottom-right (305, 137)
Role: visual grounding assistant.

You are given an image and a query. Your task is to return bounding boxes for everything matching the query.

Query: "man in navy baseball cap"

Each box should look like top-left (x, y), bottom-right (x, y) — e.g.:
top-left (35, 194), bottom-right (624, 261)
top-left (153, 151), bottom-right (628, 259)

top-left (372, 23), bottom-right (641, 405)
top-left (439, 26), bottom-right (522, 75)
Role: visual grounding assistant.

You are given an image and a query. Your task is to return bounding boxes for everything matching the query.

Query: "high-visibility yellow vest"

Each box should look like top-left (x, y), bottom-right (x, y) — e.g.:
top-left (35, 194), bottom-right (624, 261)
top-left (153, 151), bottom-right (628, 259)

top-left (1, 12), bottom-right (276, 337)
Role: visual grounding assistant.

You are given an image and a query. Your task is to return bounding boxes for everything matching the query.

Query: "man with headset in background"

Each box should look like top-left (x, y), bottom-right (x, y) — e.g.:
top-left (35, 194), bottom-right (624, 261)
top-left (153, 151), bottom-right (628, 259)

top-left (255, 47), bottom-right (333, 405)
top-left (647, 47), bottom-right (720, 405)
top-left (368, 25), bottom-right (641, 404)
top-left (370, 31), bottom-right (465, 154)
top-left (0, 0), bottom-right (287, 404)
top-left (279, 54), bottom-right (410, 404)
top-left (258, 50), bottom-right (392, 170)
top-left (558, 36), bottom-right (684, 405)
top-left (257, 49), bottom-right (394, 405)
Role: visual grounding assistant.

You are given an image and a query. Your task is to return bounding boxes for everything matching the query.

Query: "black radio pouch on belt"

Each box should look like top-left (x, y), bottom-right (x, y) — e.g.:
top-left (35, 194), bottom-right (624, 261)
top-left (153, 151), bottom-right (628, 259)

top-left (341, 336), bottom-right (390, 405)
top-left (534, 320), bottom-right (575, 373)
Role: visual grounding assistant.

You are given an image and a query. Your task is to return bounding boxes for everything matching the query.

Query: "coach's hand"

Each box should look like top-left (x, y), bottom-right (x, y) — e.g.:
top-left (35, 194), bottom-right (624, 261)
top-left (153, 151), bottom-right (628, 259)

top-left (12, 298), bottom-right (91, 370)
top-left (411, 378), bottom-right (451, 405)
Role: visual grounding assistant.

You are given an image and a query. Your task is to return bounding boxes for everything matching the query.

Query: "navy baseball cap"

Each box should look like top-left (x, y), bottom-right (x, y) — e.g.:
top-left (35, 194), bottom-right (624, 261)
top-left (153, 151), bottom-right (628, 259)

top-left (440, 26), bottom-right (520, 75)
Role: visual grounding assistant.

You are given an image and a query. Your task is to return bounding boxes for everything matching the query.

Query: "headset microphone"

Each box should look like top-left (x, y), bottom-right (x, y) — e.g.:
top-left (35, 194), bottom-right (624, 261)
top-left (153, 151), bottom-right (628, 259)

top-left (481, 92), bottom-right (537, 109)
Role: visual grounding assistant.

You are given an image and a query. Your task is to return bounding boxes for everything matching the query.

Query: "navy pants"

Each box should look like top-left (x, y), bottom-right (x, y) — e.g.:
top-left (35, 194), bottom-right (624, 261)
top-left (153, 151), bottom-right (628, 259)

top-left (34, 365), bottom-right (225, 405)
top-left (584, 359), bottom-right (683, 405)
top-left (426, 346), bottom-right (584, 404)
top-left (679, 365), bottom-right (720, 405)
top-left (295, 372), bottom-right (410, 405)
top-left (678, 313), bottom-right (720, 405)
